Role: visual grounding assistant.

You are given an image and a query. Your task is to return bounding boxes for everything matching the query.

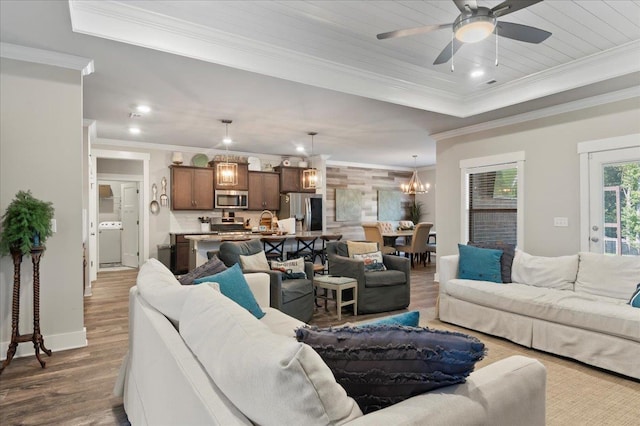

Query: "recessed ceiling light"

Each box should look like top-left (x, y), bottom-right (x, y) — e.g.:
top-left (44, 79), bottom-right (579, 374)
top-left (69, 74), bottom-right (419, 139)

top-left (136, 105), bottom-right (151, 114)
top-left (129, 127), bottom-right (141, 135)
top-left (296, 146), bottom-right (305, 153)
top-left (470, 69), bottom-right (485, 78)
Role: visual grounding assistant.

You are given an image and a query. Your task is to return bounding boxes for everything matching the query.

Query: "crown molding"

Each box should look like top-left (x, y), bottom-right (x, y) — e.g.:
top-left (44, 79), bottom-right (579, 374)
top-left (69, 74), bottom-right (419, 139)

top-left (0, 42), bottom-right (94, 76)
top-left (431, 86), bottom-right (640, 141)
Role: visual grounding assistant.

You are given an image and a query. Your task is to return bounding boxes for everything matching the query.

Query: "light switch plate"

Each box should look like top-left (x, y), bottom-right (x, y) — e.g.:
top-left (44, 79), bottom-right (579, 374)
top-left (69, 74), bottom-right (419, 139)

top-left (553, 217), bottom-right (568, 227)
top-left (51, 218), bottom-right (57, 233)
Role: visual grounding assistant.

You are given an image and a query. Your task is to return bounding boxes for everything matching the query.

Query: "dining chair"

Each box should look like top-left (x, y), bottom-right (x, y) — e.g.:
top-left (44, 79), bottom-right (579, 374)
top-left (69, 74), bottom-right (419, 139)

top-left (426, 233), bottom-right (436, 263)
top-left (362, 223), bottom-right (396, 255)
top-left (395, 222), bottom-right (433, 267)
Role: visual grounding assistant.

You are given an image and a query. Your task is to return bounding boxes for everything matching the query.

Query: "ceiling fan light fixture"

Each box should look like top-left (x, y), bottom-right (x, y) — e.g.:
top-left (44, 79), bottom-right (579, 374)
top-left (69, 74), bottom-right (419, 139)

top-left (454, 15), bottom-right (496, 43)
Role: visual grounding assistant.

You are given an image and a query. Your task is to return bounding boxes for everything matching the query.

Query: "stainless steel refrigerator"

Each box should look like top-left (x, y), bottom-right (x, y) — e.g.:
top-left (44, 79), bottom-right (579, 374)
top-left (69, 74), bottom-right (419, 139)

top-left (280, 193), bottom-right (323, 232)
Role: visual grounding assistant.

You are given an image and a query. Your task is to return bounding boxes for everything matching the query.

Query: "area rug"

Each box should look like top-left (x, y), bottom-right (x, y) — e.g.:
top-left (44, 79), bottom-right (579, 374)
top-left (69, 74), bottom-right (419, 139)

top-left (423, 317), bottom-right (640, 426)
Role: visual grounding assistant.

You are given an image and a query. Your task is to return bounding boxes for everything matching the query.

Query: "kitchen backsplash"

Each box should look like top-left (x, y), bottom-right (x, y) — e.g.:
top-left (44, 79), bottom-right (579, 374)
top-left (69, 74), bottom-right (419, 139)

top-left (169, 210), bottom-right (279, 233)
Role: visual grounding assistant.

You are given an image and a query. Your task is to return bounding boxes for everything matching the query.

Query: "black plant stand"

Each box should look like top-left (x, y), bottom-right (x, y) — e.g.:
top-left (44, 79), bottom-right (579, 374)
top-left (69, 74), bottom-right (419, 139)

top-left (0, 246), bottom-right (52, 374)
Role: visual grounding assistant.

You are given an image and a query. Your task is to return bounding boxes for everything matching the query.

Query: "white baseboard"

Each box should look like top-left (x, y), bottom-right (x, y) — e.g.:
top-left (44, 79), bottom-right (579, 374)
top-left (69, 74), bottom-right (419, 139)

top-left (434, 273), bottom-right (439, 283)
top-left (1, 327), bottom-right (87, 361)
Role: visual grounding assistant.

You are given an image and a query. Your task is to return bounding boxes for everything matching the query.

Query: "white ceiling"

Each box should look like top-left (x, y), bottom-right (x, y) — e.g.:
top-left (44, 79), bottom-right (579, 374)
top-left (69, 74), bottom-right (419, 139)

top-left (1, 0), bottom-right (639, 167)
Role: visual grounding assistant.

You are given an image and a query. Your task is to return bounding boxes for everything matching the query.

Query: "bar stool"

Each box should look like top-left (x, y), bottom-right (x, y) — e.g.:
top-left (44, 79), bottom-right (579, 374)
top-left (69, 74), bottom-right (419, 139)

top-left (289, 235), bottom-right (318, 262)
top-left (261, 236), bottom-right (286, 262)
top-left (318, 234), bottom-right (343, 266)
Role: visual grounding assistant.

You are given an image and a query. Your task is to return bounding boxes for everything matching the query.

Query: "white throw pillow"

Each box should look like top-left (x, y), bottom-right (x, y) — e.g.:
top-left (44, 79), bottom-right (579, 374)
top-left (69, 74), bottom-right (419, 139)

top-left (136, 258), bottom-right (219, 323)
top-left (239, 251), bottom-right (270, 271)
top-left (352, 251), bottom-right (387, 271)
top-left (511, 251), bottom-right (578, 290)
top-left (575, 252), bottom-right (640, 300)
top-left (179, 285), bottom-right (363, 426)
top-left (271, 257), bottom-right (307, 279)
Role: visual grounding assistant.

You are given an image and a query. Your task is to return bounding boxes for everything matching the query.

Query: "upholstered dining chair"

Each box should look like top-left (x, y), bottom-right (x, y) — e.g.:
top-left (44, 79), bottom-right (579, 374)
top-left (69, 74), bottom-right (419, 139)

top-left (426, 233), bottom-right (437, 263)
top-left (362, 223), bottom-right (396, 255)
top-left (395, 222), bottom-right (433, 267)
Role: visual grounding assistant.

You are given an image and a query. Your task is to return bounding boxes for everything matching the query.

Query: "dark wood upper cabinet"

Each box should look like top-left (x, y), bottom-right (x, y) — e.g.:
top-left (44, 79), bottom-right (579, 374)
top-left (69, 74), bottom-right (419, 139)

top-left (171, 166), bottom-right (214, 210)
top-left (248, 171), bottom-right (280, 210)
top-left (274, 166), bottom-right (316, 193)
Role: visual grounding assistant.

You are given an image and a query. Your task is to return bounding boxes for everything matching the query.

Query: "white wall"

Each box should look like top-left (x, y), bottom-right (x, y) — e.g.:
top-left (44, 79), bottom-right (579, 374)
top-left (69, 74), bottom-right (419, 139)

top-left (436, 98), bottom-right (640, 259)
top-left (1, 59), bottom-right (86, 357)
top-left (415, 167), bottom-right (436, 227)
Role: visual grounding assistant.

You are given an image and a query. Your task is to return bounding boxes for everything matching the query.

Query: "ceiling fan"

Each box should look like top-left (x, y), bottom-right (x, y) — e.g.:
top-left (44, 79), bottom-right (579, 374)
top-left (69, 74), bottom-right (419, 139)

top-left (377, 0), bottom-right (551, 65)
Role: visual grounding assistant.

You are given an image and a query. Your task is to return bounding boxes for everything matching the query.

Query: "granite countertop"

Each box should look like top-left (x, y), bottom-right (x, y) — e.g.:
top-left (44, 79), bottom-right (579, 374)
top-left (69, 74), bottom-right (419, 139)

top-left (184, 231), bottom-right (327, 242)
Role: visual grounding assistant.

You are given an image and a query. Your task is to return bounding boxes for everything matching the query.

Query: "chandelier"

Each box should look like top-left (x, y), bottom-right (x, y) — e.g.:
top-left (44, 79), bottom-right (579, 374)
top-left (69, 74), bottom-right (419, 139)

top-left (217, 119), bottom-right (238, 186)
top-left (401, 155), bottom-right (429, 194)
top-left (302, 132), bottom-right (320, 190)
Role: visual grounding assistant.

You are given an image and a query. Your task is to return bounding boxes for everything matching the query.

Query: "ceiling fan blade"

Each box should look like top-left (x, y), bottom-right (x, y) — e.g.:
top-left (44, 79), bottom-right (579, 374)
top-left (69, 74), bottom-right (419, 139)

top-left (433, 38), bottom-right (464, 65)
top-left (491, 0), bottom-right (543, 18)
top-left (377, 23), bottom-right (451, 40)
top-left (495, 21), bottom-right (551, 43)
top-left (453, 0), bottom-right (478, 13)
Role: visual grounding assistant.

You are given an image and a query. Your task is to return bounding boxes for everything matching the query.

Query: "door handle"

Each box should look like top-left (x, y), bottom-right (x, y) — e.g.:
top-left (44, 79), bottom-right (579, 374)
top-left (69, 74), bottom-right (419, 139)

top-left (590, 236), bottom-right (599, 243)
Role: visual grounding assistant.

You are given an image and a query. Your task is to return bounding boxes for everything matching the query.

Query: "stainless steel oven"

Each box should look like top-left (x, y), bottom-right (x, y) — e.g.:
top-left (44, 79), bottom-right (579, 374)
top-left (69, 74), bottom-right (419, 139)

top-left (215, 190), bottom-right (248, 209)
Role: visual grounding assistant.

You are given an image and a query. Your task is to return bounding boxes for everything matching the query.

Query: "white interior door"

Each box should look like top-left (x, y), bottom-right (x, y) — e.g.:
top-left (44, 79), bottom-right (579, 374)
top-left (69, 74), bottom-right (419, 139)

top-left (89, 154), bottom-right (98, 282)
top-left (121, 182), bottom-right (139, 267)
top-left (587, 147), bottom-right (640, 255)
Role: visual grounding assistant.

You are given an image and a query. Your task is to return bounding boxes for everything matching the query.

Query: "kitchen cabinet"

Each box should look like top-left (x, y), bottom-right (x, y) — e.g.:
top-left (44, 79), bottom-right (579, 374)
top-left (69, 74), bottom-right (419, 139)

top-left (248, 171), bottom-right (280, 210)
top-left (274, 166), bottom-right (316, 193)
top-left (170, 234), bottom-right (191, 274)
top-left (212, 162), bottom-right (249, 190)
top-left (171, 166), bottom-right (214, 210)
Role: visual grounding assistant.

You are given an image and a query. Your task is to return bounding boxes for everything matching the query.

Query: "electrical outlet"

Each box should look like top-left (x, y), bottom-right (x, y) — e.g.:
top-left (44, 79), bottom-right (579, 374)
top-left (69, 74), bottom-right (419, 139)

top-left (553, 217), bottom-right (568, 227)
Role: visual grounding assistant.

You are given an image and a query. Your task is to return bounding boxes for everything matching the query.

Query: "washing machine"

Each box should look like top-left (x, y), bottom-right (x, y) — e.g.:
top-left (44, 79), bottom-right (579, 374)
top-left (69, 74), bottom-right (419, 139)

top-left (99, 221), bottom-right (122, 265)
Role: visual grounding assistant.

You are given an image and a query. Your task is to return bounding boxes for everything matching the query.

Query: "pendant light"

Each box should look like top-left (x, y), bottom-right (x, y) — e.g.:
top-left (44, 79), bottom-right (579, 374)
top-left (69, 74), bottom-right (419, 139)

top-left (401, 155), bottom-right (429, 194)
top-left (217, 119), bottom-right (238, 186)
top-left (302, 132), bottom-right (319, 190)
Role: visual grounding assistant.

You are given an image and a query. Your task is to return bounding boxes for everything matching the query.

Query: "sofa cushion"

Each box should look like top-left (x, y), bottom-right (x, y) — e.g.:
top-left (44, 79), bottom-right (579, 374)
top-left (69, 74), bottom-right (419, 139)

top-left (357, 311), bottom-right (420, 328)
top-left (511, 251), bottom-right (578, 290)
top-left (469, 242), bottom-right (515, 283)
top-left (444, 278), bottom-right (640, 342)
top-left (364, 270), bottom-right (407, 287)
top-left (458, 244), bottom-right (503, 283)
top-left (137, 258), bottom-right (219, 324)
top-left (219, 239), bottom-right (263, 267)
top-left (575, 252), bottom-right (640, 300)
top-left (281, 279), bottom-right (314, 303)
top-left (271, 257), bottom-right (307, 279)
top-left (178, 254), bottom-right (228, 285)
top-left (347, 241), bottom-right (378, 257)
top-left (179, 285), bottom-right (363, 425)
top-left (295, 325), bottom-right (485, 414)
top-left (194, 263), bottom-right (265, 319)
top-left (239, 251), bottom-right (270, 271)
top-left (353, 251), bottom-right (387, 272)
top-left (629, 284), bottom-right (640, 308)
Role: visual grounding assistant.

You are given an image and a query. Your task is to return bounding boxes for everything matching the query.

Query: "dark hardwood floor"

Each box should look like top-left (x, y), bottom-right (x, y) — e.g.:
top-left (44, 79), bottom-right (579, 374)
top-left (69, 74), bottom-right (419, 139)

top-left (0, 260), bottom-right (437, 425)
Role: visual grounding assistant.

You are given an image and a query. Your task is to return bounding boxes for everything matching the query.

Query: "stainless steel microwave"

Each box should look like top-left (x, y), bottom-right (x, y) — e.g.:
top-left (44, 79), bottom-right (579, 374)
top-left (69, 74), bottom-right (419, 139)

top-left (215, 190), bottom-right (248, 209)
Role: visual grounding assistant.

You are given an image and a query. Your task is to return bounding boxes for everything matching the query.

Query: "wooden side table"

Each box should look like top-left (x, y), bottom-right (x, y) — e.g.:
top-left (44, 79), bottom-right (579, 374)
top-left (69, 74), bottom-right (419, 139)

top-left (0, 246), bottom-right (52, 374)
top-left (313, 275), bottom-right (357, 321)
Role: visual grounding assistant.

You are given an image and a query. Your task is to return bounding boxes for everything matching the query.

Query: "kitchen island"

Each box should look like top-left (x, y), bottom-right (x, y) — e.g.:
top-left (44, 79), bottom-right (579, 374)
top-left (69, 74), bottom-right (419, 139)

top-left (185, 231), bottom-right (331, 269)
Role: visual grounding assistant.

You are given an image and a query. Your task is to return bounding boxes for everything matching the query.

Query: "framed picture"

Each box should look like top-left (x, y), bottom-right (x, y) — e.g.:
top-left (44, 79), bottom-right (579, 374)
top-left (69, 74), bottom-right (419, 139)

top-left (335, 188), bottom-right (362, 221)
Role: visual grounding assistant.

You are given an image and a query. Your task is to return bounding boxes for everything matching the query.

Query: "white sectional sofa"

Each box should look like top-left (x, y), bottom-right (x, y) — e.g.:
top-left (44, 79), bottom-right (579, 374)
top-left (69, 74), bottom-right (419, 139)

top-left (115, 258), bottom-right (547, 426)
top-left (439, 251), bottom-right (640, 379)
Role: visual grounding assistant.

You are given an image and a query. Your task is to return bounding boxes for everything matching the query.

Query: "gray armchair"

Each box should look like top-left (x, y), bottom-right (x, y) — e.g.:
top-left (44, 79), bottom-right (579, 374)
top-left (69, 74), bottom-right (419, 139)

top-left (326, 241), bottom-right (410, 314)
top-left (215, 239), bottom-right (314, 322)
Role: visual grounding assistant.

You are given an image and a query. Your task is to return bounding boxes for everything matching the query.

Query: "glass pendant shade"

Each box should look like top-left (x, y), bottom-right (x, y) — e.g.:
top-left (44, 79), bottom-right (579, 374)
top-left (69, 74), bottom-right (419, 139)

top-left (217, 119), bottom-right (238, 186)
top-left (216, 161), bottom-right (238, 186)
top-left (302, 168), bottom-right (319, 189)
top-left (401, 155), bottom-right (429, 194)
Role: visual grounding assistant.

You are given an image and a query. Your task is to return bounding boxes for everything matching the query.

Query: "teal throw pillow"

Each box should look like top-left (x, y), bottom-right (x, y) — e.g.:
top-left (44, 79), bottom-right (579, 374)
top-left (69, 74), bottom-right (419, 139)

top-left (194, 263), bottom-right (265, 319)
top-left (358, 311), bottom-right (420, 328)
top-left (629, 283), bottom-right (640, 308)
top-left (458, 244), bottom-right (503, 283)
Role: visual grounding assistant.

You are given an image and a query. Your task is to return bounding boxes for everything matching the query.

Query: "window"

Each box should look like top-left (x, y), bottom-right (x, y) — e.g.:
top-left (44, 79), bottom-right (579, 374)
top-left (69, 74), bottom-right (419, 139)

top-left (460, 152), bottom-right (525, 247)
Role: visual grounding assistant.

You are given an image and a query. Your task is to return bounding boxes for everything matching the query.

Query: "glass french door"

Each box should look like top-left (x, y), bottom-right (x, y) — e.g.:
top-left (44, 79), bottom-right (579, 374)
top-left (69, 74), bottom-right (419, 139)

top-left (587, 147), bottom-right (640, 255)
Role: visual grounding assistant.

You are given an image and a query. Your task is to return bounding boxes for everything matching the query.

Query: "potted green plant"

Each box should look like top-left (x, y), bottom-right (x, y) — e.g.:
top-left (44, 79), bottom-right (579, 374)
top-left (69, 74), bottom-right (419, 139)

top-left (409, 201), bottom-right (424, 225)
top-left (0, 190), bottom-right (55, 256)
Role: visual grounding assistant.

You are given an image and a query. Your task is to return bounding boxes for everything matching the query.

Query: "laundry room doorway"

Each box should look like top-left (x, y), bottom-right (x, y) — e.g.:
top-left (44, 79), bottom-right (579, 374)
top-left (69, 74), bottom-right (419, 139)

top-left (121, 182), bottom-right (139, 268)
